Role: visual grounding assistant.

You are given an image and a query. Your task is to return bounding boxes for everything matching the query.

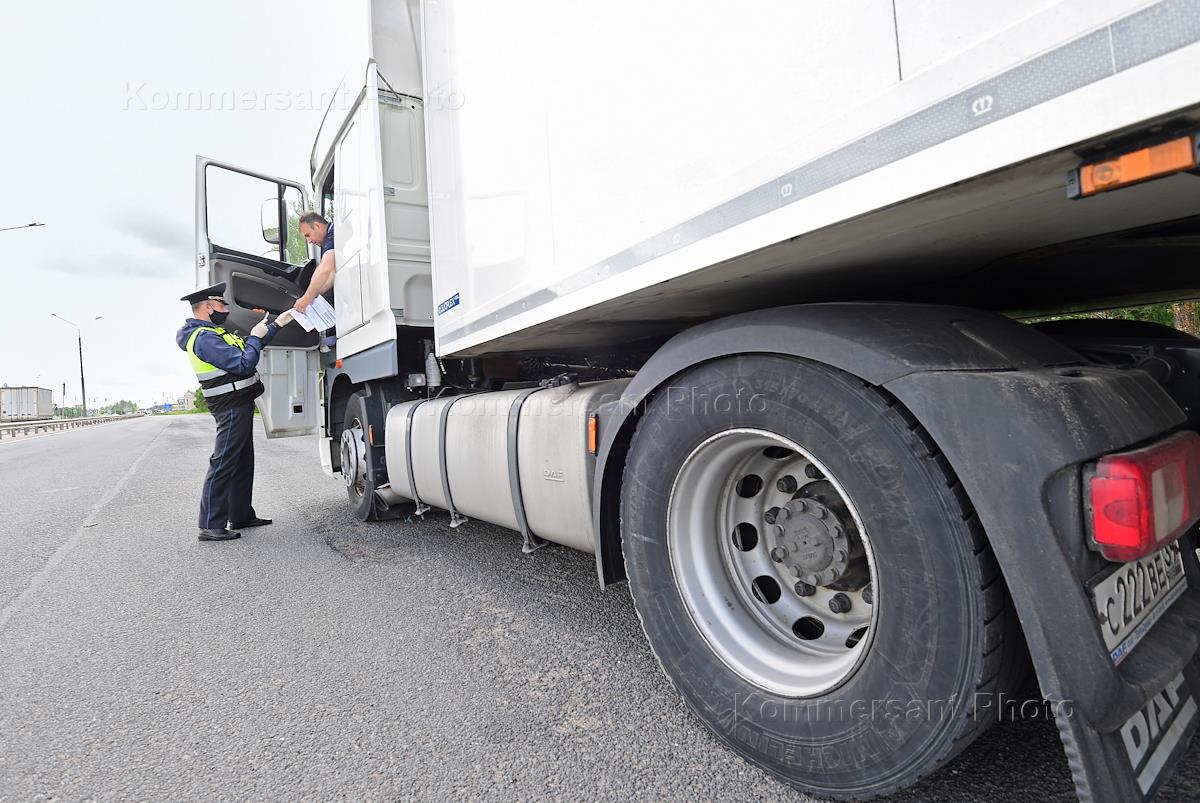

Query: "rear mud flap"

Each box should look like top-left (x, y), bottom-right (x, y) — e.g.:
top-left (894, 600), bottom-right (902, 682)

top-left (1056, 660), bottom-right (1200, 800)
top-left (887, 366), bottom-right (1200, 802)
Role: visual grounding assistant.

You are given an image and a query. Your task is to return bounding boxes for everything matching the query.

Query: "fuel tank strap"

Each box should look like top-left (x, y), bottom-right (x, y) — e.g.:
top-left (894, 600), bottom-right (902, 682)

top-left (404, 400), bottom-right (429, 515)
top-left (439, 393), bottom-right (480, 527)
top-left (507, 387), bottom-right (548, 554)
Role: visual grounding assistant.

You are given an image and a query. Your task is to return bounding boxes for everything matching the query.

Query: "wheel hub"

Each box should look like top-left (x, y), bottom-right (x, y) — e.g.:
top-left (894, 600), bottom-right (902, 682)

top-left (340, 420), bottom-right (367, 495)
top-left (769, 497), bottom-right (850, 587)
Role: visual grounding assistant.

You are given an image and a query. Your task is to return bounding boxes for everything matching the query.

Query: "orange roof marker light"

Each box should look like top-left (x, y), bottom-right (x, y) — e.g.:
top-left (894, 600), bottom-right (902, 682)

top-left (1067, 134), bottom-right (1200, 199)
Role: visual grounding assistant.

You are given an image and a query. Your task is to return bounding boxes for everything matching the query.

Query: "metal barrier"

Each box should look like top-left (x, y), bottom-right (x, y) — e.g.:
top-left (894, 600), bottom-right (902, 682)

top-left (0, 414), bottom-right (139, 440)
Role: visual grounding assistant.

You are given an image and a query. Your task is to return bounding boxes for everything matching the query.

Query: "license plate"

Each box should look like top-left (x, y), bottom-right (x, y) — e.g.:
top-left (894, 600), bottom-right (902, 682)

top-left (1091, 541), bottom-right (1186, 665)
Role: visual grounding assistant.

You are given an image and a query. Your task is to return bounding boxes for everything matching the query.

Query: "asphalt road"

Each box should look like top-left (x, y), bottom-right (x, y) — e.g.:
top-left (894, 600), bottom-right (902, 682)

top-left (1, 414), bottom-right (1197, 801)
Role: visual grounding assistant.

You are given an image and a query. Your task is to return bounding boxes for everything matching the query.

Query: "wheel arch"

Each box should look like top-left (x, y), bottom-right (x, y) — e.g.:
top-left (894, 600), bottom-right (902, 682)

top-left (327, 372), bottom-right (357, 460)
top-left (593, 302), bottom-right (1080, 587)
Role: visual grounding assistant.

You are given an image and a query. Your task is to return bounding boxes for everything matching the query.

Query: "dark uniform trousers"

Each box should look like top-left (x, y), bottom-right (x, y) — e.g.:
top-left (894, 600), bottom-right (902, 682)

top-left (199, 402), bottom-right (257, 529)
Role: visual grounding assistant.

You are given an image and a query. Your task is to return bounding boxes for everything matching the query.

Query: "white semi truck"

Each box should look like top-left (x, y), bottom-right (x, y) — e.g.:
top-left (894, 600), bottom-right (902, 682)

top-left (195, 1), bottom-right (1200, 798)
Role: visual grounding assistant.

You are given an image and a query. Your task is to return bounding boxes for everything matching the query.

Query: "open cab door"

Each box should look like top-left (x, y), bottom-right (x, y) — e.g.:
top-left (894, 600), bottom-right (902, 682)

top-left (194, 156), bottom-right (322, 439)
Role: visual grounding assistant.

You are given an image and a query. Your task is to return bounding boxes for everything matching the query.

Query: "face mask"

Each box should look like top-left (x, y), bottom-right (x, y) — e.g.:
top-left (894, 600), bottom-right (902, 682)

top-left (209, 308), bottom-right (229, 326)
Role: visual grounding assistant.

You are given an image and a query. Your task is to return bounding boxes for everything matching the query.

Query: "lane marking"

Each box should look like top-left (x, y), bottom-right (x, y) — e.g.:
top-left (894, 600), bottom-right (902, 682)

top-left (0, 419), bottom-right (173, 632)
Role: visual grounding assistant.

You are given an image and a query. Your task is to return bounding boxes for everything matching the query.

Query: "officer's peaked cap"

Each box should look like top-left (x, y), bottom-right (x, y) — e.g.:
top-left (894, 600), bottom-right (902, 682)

top-left (181, 282), bottom-right (227, 304)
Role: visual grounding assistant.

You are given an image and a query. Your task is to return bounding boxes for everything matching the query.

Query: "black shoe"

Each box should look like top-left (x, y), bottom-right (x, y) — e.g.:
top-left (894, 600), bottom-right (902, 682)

top-left (230, 517), bottom-right (272, 528)
top-left (198, 528), bottom-right (242, 541)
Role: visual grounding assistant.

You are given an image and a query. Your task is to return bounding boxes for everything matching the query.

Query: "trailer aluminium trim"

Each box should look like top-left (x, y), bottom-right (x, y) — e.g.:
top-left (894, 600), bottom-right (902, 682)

top-left (439, 0), bottom-right (1200, 350)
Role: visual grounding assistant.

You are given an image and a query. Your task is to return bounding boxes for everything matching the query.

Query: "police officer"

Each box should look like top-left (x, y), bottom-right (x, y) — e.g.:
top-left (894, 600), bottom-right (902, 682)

top-left (176, 283), bottom-right (293, 541)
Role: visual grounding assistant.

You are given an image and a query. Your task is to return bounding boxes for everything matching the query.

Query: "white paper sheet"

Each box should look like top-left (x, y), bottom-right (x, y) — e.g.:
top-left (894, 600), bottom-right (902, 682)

top-left (290, 295), bottom-right (337, 332)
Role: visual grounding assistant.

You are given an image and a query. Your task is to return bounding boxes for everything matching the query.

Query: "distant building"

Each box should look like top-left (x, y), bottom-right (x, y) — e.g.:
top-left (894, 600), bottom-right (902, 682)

top-left (175, 393), bottom-right (196, 411)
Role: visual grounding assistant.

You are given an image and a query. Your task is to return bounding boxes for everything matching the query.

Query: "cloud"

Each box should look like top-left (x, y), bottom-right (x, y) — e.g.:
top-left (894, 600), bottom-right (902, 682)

top-left (113, 213), bottom-right (192, 255)
top-left (45, 251), bottom-right (186, 280)
top-left (44, 212), bottom-right (193, 280)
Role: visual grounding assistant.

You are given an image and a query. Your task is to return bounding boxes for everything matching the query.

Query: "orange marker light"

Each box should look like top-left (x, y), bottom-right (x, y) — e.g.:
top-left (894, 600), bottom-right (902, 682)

top-left (1070, 135), bottom-right (1197, 198)
top-left (368, 425), bottom-right (376, 446)
top-left (335, 358), bottom-right (343, 369)
top-left (587, 414), bottom-right (599, 455)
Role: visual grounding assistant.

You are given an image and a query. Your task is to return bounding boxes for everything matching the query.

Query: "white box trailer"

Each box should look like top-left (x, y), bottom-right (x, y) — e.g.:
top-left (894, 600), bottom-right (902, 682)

top-left (196, 1), bottom-right (1200, 799)
top-left (0, 386), bottom-right (54, 422)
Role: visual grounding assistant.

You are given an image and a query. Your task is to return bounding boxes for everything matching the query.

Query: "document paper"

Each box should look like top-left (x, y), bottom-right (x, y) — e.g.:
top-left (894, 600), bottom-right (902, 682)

top-left (290, 295), bottom-right (337, 332)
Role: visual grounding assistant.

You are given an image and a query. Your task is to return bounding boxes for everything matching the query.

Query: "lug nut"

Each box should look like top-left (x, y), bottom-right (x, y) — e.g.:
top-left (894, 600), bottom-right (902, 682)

top-left (793, 499), bottom-right (808, 513)
top-left (834, 549), bottom-right (848, 563)
top-left (863, 584), bottom-right (874, 605)
top-left (772, 525), bottom-right (784, 537)
top-left (777, 475), bottom-right (798, 494)
top-left (813, 506), bottom-right (826, 519)
top-left (764, 506), bottom-right (780, 524)
top-left (829, 593), bottom-right (852, 614)
top-left (794, 581), bottom-right (816, 597)
top-left (790, 566), bottom-right (802, 577)
top-left (770, 546), bottom-right (788, 562)
top-left (776, 506), bottom-right (791, 520)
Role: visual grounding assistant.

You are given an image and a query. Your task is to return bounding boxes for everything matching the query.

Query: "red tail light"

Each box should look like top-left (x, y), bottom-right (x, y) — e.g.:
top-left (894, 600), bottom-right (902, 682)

top-left (1088, 431), bottom-right (1200, 563)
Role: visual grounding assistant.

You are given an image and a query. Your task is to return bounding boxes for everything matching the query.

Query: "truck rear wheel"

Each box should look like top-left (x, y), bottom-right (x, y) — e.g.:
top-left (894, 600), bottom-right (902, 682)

top-left (621, 355), bottom-right (1025, 799)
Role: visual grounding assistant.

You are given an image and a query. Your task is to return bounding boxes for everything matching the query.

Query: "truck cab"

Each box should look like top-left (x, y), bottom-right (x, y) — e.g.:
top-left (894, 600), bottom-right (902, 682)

top-left (195, 0), bottom-right (432, 466)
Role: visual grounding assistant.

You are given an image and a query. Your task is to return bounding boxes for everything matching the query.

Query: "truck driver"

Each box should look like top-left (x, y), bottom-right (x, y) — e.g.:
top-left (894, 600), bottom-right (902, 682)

top-left (294, 212), bottom-right (335, 314)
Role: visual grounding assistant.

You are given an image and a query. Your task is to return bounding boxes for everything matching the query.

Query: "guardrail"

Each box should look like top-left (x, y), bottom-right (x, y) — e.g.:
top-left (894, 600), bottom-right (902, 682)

top-left (0, 414), bottom-right (139, 440)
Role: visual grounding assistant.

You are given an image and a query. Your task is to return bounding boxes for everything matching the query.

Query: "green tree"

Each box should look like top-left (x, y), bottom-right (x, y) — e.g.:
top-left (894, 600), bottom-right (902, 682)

top-left (98, 400), bottom-right (137, 415)
top-left (284, 198), bottom-right (308, 264)
top-left (262, 198), bottom-right (310, 265)
top-left (194, 387), bottom-right (209, 413)
top-left (1035, 303), bottom-right (1178, 328)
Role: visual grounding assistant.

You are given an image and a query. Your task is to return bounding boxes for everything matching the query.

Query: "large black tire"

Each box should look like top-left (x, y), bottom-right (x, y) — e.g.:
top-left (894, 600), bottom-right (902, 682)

top-left (621, 355), bottom-right (1027, 799)
top-left (341, 389), bottom-right (410, 522)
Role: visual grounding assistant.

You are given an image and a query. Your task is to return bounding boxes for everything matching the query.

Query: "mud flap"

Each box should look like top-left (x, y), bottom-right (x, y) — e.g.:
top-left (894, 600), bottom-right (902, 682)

top-left (888, 366), bottom-right (1200, 803)
top-left (1056, 660), bottom-right (1200, 801)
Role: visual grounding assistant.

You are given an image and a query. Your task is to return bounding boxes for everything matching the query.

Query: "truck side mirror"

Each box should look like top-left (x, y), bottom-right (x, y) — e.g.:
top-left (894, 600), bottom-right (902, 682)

top-left (260, 198), bottom-right (281, 245)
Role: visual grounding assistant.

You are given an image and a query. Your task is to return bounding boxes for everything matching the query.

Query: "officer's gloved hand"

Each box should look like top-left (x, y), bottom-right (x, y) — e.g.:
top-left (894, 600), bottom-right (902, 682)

top-left (250, 312), bottom-right (270, 339)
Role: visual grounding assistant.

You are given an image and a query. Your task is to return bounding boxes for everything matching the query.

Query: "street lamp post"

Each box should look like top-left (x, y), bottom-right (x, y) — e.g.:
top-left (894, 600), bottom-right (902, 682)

top-left (51, 314), bottom-right (103, 417)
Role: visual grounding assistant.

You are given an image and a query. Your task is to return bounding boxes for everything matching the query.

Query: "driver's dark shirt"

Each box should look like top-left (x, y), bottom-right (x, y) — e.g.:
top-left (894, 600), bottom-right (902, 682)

top-left (321, 222), bottom-right (335, 306)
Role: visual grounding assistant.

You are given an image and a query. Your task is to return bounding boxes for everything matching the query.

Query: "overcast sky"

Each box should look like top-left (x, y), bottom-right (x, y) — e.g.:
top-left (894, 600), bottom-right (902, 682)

top-left (0, 1), bottom-right (357, 408)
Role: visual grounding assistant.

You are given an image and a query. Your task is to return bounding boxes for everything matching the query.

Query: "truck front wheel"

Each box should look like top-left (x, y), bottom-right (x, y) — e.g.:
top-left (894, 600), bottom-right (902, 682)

top-left (621, 355), bottom-right (1025, 799)
top-left (340, 390), bottom-right (397, 522)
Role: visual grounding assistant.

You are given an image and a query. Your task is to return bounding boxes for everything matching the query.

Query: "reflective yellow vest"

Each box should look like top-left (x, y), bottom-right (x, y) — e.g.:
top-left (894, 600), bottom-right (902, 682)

top-left (185, 326), bottom-right (259, 399)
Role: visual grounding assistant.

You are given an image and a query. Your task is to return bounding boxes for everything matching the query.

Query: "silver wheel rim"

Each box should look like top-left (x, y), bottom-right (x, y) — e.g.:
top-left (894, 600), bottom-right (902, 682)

top-left (667, 428), bottom-right (879, 697)
top-left (341, 417), bottom-right (368, 498)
